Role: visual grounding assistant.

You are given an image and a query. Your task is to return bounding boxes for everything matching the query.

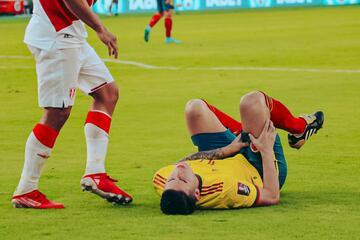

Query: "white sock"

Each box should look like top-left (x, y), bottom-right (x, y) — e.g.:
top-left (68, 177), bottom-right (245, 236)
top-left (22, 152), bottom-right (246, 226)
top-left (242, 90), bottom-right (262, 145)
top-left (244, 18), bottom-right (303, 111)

top-left (14, 132), bottom-right (52, 196)
top-left (84, 123), bottom-right (109, 174)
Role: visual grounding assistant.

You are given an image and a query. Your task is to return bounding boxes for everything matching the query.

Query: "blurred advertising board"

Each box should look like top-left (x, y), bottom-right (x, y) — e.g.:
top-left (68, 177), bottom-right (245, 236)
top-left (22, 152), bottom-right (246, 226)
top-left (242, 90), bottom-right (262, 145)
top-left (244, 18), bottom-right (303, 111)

top-left (93, 0), bottom-right (360, 14)
top-left (0, 0), bottom-right (24, 14)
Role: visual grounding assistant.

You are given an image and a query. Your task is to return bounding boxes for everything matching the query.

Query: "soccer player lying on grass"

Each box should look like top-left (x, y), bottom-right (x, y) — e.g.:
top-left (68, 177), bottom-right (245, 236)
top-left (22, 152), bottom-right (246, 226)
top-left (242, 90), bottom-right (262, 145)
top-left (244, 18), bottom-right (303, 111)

top-left (153, 91), bottom-right (324, 214)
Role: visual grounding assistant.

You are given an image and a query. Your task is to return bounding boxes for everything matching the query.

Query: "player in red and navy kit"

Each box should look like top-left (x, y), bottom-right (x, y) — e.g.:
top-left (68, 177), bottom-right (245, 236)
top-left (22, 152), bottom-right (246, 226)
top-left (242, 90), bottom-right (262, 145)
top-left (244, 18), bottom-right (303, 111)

top-left (144, 0), bottom-right (181, 44)
top-left (11, 0), bottom-right (132, 209)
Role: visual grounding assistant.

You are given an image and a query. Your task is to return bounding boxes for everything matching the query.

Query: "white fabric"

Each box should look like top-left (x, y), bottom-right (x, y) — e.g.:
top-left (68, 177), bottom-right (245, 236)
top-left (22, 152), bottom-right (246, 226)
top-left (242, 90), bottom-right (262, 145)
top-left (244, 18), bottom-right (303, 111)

top-left (24, 0), bottom-right (87, 51)
top-left (28, 42), bottom-right (114, 108)
top-left (84, 123), bottom-right (109, 174)
top-left (14, 132), bottom-right (52, 196)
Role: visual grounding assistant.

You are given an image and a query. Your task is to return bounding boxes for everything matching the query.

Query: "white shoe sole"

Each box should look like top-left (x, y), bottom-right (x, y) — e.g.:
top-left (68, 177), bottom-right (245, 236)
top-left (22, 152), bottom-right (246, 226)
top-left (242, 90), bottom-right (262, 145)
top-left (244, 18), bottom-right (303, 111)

top-left (80, 177), bottom-right (132, 205)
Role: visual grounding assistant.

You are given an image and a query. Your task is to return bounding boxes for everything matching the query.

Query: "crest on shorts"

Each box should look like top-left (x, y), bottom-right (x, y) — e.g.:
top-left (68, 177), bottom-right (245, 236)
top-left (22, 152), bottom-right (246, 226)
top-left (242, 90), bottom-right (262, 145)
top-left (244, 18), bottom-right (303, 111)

top-left (69, 88), bottom-right (76, 99)
top-left (237, 182), bottom-right (250, 196)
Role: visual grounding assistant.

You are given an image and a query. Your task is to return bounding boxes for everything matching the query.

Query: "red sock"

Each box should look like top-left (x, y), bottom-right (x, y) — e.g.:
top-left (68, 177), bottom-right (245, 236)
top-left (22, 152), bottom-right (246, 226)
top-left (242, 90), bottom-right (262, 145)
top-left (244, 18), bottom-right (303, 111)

top-left (202, 100), bottom-right (242, 135)
top-left (85, 111), bottom-right (112, 134)
top-left (262, 93), bottom-right (306, 134)
top-left (165, 17), bottom-right (172, 38)
top-left (149, 13), bottom-right (162, 27)
top-left (33, 124), bottom-right (59, 148)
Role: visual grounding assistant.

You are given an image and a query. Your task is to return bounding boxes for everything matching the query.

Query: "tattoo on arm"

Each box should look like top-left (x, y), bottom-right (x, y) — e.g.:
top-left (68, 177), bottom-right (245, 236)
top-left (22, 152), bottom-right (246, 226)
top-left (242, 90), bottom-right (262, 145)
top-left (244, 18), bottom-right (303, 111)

top-left (179, 148), bottom-right (225, 162)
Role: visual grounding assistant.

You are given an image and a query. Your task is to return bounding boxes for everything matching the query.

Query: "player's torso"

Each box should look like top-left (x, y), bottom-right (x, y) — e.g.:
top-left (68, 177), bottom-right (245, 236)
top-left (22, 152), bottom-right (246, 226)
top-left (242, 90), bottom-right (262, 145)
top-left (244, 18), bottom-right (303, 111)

top-left (25, 0), bottom-right (93, 50)
top-left (153, 155), bottom-right (263, 209)
top-left (189, 157), bottom-right (262, 209)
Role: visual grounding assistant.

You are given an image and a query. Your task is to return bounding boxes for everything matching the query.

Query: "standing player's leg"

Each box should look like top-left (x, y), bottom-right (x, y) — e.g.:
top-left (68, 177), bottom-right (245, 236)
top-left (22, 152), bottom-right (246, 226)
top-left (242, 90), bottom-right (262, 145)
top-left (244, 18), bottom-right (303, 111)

top-left (144, 11), bottom-right (163, 42)
top-left (144, 0), bottom-right (164, 42)
top-left (78, 43), bottom-right (132, 205)
top-left (164, 7), bottom-right (181, 44)
top-left (12, 47), bottom-right (81, 209)
top-left (12, 108), bottom-right (71, 209)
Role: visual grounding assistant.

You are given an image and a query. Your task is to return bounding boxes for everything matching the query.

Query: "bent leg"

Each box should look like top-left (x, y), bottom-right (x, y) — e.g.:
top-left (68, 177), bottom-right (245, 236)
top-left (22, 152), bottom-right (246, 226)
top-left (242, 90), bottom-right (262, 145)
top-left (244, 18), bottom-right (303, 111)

top-left (240, 91), bottom-right (270, 138)
top-left (185, 99), bottom-right (236, 151)
top-left (240, 91), bottom-right (287, 188)
top-left (185, 99), bottom-right (226, 135)
top-left (83, 82), bottom-right (119, 175)
top-left (89, 82), bottom-right (119, 116)
top-left (15, 107), bottom-right (71, 195)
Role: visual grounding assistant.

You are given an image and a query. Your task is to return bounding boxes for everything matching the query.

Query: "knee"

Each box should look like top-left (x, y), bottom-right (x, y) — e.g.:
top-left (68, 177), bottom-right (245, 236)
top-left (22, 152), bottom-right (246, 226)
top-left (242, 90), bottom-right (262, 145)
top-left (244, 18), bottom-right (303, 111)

top-left (240, 91), bottom-right (265, 112)
top-left (108, 84), bottom-right (119, 106)
top-left (95, 83), bottom-right (119, 106)
top-left (185, 99), bottom-right (208, 119)
top-left (58, 108), bottom-right (71, 123)
top-left (43, 107), bottom-right (71, 127)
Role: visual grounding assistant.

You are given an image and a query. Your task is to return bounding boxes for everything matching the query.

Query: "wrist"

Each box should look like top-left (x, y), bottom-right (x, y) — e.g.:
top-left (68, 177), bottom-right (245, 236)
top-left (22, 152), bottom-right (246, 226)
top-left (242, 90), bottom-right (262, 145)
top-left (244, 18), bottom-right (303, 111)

top-left (260, 150), bottom-right (273, 159)
top-left (94, 24), bottom-right (105, 33)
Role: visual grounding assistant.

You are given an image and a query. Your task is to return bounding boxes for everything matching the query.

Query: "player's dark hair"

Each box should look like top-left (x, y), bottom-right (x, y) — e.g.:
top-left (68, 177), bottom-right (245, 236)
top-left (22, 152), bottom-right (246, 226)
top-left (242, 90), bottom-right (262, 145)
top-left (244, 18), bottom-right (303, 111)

top-left (160, 190), bottom-right (196, 215)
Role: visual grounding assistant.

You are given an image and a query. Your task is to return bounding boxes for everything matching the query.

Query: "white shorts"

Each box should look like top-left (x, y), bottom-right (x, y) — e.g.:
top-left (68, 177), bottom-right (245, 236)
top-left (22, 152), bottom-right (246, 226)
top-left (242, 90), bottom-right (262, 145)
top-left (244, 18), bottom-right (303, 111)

top-left (28, 42), bottom-right (114, 108)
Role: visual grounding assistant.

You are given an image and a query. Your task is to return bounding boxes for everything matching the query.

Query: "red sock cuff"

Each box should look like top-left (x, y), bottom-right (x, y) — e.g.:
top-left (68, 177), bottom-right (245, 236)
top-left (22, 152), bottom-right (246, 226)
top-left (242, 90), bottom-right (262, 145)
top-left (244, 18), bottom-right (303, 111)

top-left (85, 111), bottom-right (112, 134)
top-left (33, 124), bottom-right (59, 148)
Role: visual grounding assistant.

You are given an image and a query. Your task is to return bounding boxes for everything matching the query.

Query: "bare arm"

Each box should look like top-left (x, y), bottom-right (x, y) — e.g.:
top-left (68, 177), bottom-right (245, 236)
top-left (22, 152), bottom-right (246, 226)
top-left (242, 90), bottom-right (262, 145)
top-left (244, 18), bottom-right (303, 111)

top-left (63, 0), bottom-right (118, 58)
top-left (250, 119), bottom-right (280, 206)
top-left (178, 135), bottom-right (248, 162)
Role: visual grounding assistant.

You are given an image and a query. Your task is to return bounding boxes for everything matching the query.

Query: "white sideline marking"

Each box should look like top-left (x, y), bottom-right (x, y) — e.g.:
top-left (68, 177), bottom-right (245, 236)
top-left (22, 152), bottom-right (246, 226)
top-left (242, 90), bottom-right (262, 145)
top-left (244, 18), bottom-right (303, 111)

top-left (1, 55), bottom-right (360, 73)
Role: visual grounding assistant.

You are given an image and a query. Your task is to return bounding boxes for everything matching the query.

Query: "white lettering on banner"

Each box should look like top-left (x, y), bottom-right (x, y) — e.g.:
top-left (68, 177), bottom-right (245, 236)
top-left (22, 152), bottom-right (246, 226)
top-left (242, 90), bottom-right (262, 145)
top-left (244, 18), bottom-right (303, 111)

top-left (129, 0), bottom-right (156, 10)
top-left (276, 0), bottom-right (312, 4)
top-left (206, 0), bottom-right (242, 7)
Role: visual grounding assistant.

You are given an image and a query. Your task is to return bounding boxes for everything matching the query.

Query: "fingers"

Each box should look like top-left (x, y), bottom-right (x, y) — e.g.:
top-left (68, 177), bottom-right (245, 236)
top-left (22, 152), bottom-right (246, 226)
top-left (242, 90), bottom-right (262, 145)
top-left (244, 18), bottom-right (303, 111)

top-left (107, 41), bottom-right (118, 58)
top-left (241, 142), bottom-right (249, 148)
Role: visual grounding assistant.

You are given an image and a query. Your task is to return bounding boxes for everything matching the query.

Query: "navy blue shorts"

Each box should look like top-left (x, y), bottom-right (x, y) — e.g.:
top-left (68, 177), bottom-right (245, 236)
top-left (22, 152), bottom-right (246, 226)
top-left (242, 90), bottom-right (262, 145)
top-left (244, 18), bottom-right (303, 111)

top-left (157, 0), bottom-right (174, 13)
top-left (191, 129), bottom-right (287, 188)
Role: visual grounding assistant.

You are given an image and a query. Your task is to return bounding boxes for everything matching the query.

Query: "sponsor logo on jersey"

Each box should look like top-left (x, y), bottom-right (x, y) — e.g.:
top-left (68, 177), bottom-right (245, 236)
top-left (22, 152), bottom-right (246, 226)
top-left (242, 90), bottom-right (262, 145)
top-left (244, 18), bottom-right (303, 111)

top-left (237, 182), bottom-right (250, 196)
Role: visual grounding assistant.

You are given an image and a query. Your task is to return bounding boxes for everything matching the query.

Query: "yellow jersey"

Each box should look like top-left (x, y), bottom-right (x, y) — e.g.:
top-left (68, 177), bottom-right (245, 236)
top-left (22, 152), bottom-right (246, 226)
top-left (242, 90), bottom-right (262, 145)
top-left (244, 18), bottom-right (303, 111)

top-left (152, 154), bottom-right (263, 209)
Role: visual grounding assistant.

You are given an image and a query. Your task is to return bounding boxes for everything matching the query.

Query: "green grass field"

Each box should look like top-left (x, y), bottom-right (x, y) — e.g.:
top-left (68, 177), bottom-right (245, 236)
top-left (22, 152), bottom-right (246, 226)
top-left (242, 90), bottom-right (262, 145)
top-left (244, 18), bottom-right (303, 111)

top-left (1, 5), bottom-right (360, 240)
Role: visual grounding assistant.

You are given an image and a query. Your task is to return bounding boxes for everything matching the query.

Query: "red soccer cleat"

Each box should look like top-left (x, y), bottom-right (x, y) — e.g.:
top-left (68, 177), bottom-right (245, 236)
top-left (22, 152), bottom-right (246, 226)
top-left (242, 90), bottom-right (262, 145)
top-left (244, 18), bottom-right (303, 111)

top-left (12, 190), bottom-right (64, 209)
top-left (80, 173), bottom-right (132, 205)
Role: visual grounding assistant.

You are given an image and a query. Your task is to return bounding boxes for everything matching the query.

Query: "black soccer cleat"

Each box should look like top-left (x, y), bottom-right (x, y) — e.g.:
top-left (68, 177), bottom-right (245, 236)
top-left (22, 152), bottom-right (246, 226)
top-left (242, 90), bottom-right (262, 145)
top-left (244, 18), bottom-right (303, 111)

top-left (288, 111), bottom-right (324, 149)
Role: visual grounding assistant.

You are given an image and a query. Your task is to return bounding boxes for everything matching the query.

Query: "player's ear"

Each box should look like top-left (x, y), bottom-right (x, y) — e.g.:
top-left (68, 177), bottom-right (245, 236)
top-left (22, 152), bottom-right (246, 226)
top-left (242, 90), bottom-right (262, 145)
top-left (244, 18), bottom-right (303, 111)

top-left (194, 189), bottom-right (201, 201)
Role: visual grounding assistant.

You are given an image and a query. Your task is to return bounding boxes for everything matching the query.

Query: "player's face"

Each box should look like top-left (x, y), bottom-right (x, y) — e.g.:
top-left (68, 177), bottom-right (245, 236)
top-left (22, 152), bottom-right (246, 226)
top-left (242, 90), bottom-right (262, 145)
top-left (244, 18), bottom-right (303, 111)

top-left (164, 162), bottom-right (199, 197)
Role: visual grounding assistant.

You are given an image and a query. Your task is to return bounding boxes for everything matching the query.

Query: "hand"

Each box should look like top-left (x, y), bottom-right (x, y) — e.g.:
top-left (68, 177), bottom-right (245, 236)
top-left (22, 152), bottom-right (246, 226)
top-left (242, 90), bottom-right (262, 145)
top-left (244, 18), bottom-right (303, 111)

top-left (96, 27), bottom-right (118, 59)
top-left (225, 134), bottom-right (249, 155)
top-left (249, 119), bottom-right (276, 155)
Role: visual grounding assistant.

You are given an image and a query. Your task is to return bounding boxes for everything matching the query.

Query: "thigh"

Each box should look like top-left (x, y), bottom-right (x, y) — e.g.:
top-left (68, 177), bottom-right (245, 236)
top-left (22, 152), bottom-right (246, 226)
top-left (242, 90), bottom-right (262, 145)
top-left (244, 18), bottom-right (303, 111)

top-left (29, 45), bottom-right (81, 108)
top-left (157, 0), bottom-right (165, 12)
top-left (78, 43), bottom-right (114, 94)
top-left (191, 129), bottom-right (236, 152)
